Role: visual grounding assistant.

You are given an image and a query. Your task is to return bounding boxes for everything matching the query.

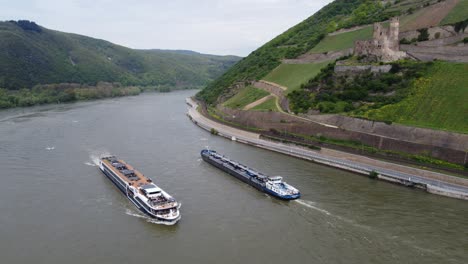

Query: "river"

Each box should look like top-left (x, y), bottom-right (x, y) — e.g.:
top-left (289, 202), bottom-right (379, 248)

top-left (0, 90), bottom-right (466, 264)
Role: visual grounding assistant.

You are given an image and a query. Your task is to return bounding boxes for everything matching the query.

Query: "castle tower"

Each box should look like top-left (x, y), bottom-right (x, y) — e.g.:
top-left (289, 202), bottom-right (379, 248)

top-left (373, 23), bottom-right (384, 39)
top-left (388, 17), bottom-right (400, 50)
top-left (354, 17), bottom-right (407, 62)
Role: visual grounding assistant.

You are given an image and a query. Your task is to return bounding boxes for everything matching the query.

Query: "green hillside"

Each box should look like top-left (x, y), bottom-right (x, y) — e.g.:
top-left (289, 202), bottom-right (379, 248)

top-left (197, 0), bottom-right (468, 105)
top-left (441, 0), bottom-right (468, 24)
top-left (361, 62), bottom-right (468, 133)
top-left (263, 61), bottom-right (332, 93)
top-left (0, 20), bottom-right (241, 90)
top-left (309, 26), bottom-right (373, 53)
top-left (197, 0), bottom-right (395, 104)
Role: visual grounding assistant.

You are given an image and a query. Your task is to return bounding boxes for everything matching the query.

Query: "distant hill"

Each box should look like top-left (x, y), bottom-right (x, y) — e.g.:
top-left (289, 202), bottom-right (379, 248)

top-left (0, 20), bottom-right (241, 90)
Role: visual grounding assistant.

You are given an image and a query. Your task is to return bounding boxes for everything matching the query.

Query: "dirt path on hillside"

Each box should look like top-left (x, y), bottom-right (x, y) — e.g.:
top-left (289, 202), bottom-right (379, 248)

top-left (401, 0), bottom-right (459, 31)
top-left (258, 80), bottom-right (287, 91)
top-left (253, 81), bottom-right (290, 113)
top-left (243, 95), bottom-right (274, 110)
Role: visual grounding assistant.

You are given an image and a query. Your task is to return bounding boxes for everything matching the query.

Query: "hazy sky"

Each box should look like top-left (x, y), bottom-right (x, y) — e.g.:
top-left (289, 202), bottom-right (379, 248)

top-left (0, 0), bottom-right (333, 56)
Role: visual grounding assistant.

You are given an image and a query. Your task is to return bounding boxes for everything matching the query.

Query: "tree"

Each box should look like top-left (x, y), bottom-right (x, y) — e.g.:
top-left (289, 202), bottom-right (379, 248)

top-left (369, 170), bottom-right (378, 179)
top-left (417, 28), bottom-right (429, 42)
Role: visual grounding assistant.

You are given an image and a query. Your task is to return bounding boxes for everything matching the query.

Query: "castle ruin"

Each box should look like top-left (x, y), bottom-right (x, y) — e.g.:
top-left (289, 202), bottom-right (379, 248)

top-left (354, 17), bottom-right (407, 62)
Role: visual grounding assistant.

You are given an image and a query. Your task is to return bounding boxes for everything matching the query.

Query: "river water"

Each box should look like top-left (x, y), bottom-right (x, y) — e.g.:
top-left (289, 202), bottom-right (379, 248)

top-left (0, 90), bottom-right (466, 264)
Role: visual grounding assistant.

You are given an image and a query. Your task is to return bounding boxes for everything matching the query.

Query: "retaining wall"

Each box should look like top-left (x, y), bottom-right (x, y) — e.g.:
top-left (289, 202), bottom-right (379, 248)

top-left (334, 64), bottom-right (392, 74)
top-left (215, 107), bottom-right (468, 165)
top-left (399, 26), bottom-right (457, 42)
top-left (299, 114), bottom-right (468, 152)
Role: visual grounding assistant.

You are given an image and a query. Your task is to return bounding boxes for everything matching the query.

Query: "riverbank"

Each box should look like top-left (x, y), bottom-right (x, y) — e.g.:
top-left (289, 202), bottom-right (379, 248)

top-left (186, 97), bottom-right (468, 201)
top-left (0, 83), bottom-right (199, 109)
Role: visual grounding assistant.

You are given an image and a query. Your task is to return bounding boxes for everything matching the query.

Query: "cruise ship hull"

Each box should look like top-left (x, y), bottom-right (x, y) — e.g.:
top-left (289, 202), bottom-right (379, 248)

top-left (99, 162), bottom-right (180, 223)
top-left (201, 151), bottom-right (300, 200)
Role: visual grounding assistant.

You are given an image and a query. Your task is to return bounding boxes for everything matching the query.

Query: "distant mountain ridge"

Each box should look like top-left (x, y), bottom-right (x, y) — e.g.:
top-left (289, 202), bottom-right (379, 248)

top-left (0, 20), bottom-right (241, 89)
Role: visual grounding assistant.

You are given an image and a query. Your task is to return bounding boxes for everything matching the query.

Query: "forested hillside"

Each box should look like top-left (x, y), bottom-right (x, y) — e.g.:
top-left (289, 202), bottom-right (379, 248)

top-left (0, 20), bottom-right (240, 90)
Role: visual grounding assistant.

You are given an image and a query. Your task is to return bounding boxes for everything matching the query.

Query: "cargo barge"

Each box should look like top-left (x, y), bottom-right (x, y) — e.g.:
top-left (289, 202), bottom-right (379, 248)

top-left (201, 149), bottom-right (300, 200)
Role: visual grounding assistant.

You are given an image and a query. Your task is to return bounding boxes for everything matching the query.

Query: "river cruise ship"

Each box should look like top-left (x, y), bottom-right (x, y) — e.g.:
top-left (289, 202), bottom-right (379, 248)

top-left (99, 156), bottom-right (180, 224)
top-left (201, 149), bottom-right (300, 200)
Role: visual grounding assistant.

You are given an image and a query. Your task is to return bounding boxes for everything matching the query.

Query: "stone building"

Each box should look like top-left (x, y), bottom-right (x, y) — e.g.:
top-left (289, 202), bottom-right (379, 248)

top-left (354, 17), bottom-right (407, 62)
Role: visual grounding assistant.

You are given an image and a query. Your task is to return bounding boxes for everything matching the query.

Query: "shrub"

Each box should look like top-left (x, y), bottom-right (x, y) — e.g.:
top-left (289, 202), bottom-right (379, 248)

top-left (369, 170), bottom-right (378, 179)
top-left (269, 128), bottom-right (280, 135)
top-left (463, 37), bottom-right (468, 44)
top-left (454, 19), bottom-right (468, 33)
top-left (400, 38), bottom-right (411, 45)
top-left (308, 145), bottom-right (321, 151)
top-left (210, 128), bottom-right (219, 135)
top-left (417, 28), bottom-right (429, 42)
top-left (434, 32), bottom-right (441, 39)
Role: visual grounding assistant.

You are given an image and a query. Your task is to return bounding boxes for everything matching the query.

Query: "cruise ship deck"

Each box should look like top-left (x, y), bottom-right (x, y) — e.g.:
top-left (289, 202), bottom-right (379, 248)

top-left (102, 158), bottom-right (152, 195)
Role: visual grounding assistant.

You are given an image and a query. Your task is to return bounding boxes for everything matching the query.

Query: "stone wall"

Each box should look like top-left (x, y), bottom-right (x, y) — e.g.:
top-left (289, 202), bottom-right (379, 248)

top-left (215, 107), bottom-right (468, 164)
top-left (401, 43), bottom-right (468, 62)
top-left (399, 26), bottom-right (457, 42)
top-left (299, 114), bottom-right (468, 152)
top-left (334, 64), bottom-right (392, 75)
top-left (415, 33), bottom-right (468, 47)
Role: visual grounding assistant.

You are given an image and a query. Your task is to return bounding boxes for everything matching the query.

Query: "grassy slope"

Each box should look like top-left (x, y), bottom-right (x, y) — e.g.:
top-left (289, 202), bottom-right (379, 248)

top-left (263, 61), bottom-right (332, 94)
top-left (361, 62), bottom-right (468, 133)
top-left (309, 26), bottom-right (373, 53)
top-left (223, 86), bottom-right (269, 109)
top-left (251, 97), bottom-right (278, 111)
top-left (0, 21), bottom-right (240, 89)
top-left (441, 0), bottom-right (468, 24)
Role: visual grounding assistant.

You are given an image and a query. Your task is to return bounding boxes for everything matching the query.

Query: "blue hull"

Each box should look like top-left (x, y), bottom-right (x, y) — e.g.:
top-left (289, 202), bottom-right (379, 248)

top-left (264, 188), bottom-right (301, 200)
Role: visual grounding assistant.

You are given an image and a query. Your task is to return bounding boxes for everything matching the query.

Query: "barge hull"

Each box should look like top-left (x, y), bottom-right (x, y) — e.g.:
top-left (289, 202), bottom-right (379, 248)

top-left (202, 154), bottom-right (264, 191)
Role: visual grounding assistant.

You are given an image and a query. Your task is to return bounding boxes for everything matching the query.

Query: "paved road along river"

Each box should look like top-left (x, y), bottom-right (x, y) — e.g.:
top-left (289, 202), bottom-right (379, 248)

top-left (0, 91), bottom-right (467, 264)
